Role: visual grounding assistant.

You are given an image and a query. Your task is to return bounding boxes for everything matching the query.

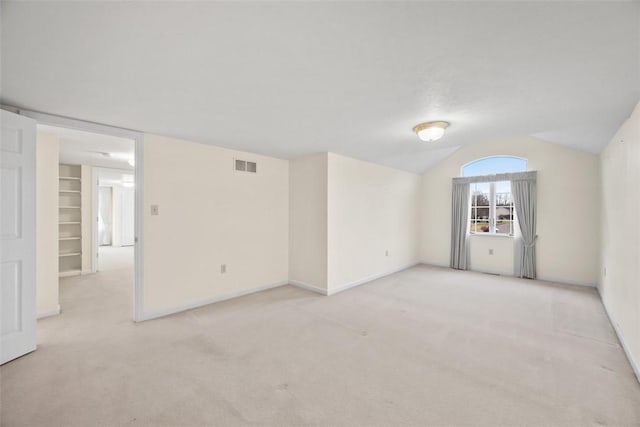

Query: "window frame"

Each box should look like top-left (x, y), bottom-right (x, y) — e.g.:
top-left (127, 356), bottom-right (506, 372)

top-left (469, 181), bottom-right (515, 237)
top-left (461, 155), bottom-right (528, 177)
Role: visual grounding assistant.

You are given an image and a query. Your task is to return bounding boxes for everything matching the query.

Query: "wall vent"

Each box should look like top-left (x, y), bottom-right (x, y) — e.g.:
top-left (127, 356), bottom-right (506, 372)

top-left (235, 159), bottom-right (257, 173)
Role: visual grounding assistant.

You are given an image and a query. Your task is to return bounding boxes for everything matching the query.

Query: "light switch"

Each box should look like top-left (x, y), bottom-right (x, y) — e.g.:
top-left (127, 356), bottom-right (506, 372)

top-left (150, 205), bottom-right (159, 216)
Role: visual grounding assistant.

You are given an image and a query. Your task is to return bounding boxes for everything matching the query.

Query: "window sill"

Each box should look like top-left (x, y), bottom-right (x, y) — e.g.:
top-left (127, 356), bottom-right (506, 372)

top-left (469, 233), bottom-right (514, 239)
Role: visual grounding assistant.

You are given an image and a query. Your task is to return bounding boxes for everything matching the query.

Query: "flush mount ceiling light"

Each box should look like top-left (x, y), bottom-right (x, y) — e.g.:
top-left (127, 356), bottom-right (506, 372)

top-left (413, 121), bottom-right (450, 142)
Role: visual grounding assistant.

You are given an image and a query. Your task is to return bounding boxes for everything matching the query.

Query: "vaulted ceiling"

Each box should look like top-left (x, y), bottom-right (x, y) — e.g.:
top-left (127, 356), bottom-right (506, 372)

top-left (2, 1), bottom-right (638, 173)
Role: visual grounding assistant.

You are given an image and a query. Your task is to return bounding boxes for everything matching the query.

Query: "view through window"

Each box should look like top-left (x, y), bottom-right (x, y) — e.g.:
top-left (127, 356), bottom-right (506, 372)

top-left (463, 157), bottom-right (526, 236)
top-left (470, 181), bottom-right (514, 234)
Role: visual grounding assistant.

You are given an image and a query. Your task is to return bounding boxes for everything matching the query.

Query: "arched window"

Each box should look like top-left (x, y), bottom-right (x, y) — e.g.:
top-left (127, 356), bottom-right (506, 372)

top-left (462, 157), bottom-right (527, 235)
top-left (462, 156), bottom-right (527, 177)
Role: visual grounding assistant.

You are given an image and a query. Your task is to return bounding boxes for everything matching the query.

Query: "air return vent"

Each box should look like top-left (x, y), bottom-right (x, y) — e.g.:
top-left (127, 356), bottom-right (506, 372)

top-left (234, 159), bottom-right (257, 173)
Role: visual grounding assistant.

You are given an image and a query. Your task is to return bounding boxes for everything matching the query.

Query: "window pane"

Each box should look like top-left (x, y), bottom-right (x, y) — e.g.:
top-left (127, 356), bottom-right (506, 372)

top-left (496, 206), bottom-right (512, 220)
top-left (474, 221), bottom-right (490, 233)
top-left (496, 220), bottom-right (512, 234)
top-left (477, 207), bottom-right (489, 219)
top-left (471, 182), bottom-right (490, 208)
top-left (462, 157), bottom-right (527, 177)
top-left (495, 181), bottom-right (512, 206)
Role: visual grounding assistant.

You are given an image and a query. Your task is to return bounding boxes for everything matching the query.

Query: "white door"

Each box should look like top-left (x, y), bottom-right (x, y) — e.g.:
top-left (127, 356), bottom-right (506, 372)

top-left (0, 110), bottom-right (37, 365)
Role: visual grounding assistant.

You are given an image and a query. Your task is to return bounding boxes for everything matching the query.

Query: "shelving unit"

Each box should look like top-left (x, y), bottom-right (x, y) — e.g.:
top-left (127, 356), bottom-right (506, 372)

top-left (59, 164), bottom-right (82, 277)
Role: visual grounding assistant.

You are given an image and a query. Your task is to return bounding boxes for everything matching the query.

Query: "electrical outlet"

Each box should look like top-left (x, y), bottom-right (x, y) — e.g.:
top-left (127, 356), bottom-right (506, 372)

top-left (221, 264), bottom-right (226, 274)
top-left (488, 249), bottom-right (494, 255)
top-left (385, 250), bottom-right (389, 257)
top-left (150, 205), bottom-right (159, 216)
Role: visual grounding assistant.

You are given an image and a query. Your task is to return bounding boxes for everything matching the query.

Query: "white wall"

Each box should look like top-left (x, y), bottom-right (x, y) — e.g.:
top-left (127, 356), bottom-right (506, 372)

top-left (600, 100), bottom-right (640, 376)
top-left (327, 153), bottom-right (420, 291)
top-left (142, 134), bottom-right (289, 316)
top-left (420, 136), bottom-right (600, 286)
top-left (288, 154), bottom-right (328, 292)
top-left (35, 132), bottom-right (59, 317)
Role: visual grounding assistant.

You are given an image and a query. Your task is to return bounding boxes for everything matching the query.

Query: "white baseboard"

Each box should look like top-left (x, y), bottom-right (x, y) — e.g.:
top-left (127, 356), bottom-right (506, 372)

top-left (37, 305), bottom-right (60, 319)
top-left (327, 263), bottom-right (419, 296)
top-left (419, 261), bottom-right (596, 288)
top-left (536, 275), bottom-right (596, 288)
top-left (289, 280), bottom-right (328, 295)
top-left (139, 280), bottom-right (288, 321)
top-left (598, 291), bottom-right (640, 384)
top-left (418, 260), bottom-right (449, 268)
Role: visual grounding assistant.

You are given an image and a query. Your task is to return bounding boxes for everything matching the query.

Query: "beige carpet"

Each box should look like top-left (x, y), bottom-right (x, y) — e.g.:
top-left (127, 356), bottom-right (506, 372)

top-left (1, 264), bottom-right (639, 426)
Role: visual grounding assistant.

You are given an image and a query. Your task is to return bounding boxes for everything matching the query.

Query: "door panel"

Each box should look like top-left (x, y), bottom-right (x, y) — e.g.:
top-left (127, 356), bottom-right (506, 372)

top-left (0, 110), bottom-right (36, 365)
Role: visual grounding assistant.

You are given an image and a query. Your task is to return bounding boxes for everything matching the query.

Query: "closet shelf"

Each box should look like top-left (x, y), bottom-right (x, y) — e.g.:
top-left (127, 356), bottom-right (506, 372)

top-left (59, 252), bottom-right (81, 257)
top-left (59, 269), bottom-right (81, 278)
top-left (59, 164), bottom-right (83, 277)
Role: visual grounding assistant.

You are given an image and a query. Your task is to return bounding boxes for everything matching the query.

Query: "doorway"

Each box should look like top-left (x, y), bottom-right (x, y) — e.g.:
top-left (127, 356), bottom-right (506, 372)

top-left (21, 109), bottom-right (145, 322)
top-left (95, 168), bottom-right (135, 273)
top-left (40, 124), bottom-right (136, 319)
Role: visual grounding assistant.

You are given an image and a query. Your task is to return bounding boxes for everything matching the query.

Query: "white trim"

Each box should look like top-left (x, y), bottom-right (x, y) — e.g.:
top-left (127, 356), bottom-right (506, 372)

top-left (327, 263), bottom-right (419, 296)
top-left (536, 275), bottom-right (596, 288)
top-left (18, 109), bottom-right (145, 322)
top-left (289, 280), bottom-right (328, 295)
top-left (418, 260), bottom-right (449, 268)
top-left (598, 290), bottom-right (640, 384)
top-left (139, 280), bottom-right (289, 321)
top-left (469, 233), bottom-right (514, 239)
top-left (133, 136), bottom-right (144, 321)
top-left (37, 305), bottom-right (60, 319)
top-left (419, 261), bottom-right (597, 287)
top-left (91, 167), bottom-right (99, 273)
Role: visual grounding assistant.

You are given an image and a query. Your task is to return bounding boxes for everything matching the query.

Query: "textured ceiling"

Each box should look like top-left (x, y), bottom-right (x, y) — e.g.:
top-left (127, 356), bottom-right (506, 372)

top-left (2, 1), bottom-right (639, 173)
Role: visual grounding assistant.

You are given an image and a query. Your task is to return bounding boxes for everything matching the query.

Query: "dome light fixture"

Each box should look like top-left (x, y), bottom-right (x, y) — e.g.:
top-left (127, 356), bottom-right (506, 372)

top-left (413, 121), bottom-right (449, 142)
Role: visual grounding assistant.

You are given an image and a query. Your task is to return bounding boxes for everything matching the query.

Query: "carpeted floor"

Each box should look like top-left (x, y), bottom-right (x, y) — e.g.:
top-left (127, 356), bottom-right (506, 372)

top-left (1, 263), bottom-right (639, 426)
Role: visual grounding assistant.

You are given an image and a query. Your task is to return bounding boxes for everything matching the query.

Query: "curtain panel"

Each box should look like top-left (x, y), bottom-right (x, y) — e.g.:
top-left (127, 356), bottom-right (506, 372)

top-left (450, 181), bottom-right (470, 270)
top-left (511, 176), bottom-right (537, 279)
